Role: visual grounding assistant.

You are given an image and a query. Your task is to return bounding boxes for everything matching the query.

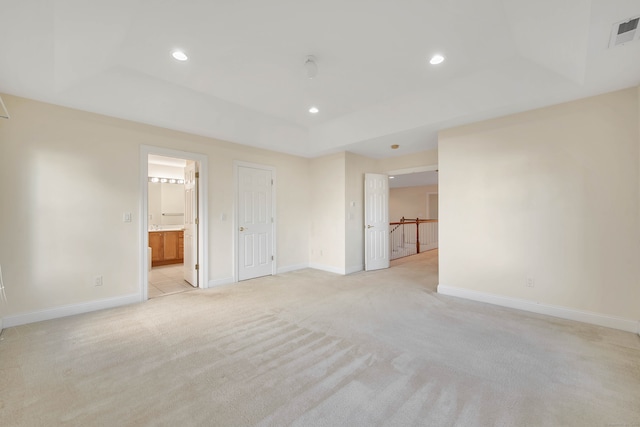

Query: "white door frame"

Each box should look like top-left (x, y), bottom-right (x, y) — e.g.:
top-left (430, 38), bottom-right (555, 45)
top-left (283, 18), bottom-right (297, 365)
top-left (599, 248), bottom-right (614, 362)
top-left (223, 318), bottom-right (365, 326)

top-left (139, 145), bottom-right (209, 301)
top-left (233, 161), bottom-right (277, 282)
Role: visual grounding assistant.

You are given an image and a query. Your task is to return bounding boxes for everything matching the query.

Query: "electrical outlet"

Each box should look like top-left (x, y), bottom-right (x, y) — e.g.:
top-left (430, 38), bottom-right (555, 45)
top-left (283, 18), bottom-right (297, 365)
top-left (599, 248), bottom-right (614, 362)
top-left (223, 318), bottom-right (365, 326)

top-left (526, 277), bottom-right (535, 288)
top-left (94, 276), bottom-right (103, 286)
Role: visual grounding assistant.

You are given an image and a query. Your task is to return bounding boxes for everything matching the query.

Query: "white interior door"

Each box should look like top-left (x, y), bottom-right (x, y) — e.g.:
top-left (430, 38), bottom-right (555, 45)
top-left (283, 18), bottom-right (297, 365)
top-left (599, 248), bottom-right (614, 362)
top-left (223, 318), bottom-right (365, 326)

top-left (238, 165), bottom-right (274, 281)
top-left (183, 160), bottom-right (198, 286)
top-left (365, 173), bottom-right (389, 271)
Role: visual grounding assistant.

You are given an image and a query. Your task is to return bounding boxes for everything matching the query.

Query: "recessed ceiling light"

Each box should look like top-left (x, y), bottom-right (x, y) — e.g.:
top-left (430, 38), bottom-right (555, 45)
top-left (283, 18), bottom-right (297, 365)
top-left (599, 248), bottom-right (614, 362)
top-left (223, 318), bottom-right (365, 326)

top-left (390, 176), bottom-right (395, 179)
top-left (429, 54), bottom-right (445, 65)
top-left (309, 106), bottom-right (319, 114)
top-left (172, 50), bottom-right (188, 61)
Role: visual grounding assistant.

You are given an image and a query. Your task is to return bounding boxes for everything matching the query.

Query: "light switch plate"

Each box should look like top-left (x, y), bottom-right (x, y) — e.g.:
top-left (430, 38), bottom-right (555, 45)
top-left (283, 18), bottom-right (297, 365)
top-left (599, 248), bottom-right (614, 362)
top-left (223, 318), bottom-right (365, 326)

top-left (123, 212), bottom-right (132, 222)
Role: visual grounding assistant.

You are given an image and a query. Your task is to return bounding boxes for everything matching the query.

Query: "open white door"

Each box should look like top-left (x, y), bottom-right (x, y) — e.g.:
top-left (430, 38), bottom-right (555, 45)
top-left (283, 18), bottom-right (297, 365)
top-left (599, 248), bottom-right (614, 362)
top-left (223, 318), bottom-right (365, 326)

top-left (183, 160), bottom-right (198, 286)
top-left (237, 165), bottom-right (274, 281)
top-left (365, 173), bottom-right (389, 271)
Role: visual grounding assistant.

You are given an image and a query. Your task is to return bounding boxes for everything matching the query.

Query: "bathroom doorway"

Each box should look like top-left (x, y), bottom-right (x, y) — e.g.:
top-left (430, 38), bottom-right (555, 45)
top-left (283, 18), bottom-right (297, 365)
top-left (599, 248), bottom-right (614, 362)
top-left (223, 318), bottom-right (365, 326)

top-left (140, 146), bottom-right (208, 301)
top-left (147, 154), bottom-right (190, 298)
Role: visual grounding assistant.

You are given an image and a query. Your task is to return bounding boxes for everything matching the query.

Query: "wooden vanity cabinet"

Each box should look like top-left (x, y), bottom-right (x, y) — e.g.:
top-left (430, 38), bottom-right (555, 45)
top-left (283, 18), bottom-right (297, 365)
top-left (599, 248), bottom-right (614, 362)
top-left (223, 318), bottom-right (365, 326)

top-left (149, 230), bottom-right (184, 266)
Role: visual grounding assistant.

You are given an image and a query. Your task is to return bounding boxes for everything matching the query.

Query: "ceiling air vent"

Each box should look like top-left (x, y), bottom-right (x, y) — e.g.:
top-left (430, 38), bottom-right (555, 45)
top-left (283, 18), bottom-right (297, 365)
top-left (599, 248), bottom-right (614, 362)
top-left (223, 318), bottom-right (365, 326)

top-left (609, 16), bottom-right (640, 48)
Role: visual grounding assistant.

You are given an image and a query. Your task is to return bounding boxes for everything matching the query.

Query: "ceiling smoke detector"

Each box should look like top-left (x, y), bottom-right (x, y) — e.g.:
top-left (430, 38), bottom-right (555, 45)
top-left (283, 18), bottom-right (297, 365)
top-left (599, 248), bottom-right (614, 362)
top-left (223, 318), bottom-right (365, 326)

top-left (609, 16), bottom-right (640, 47)
top-left (305, 55), bottom-right (318, 79)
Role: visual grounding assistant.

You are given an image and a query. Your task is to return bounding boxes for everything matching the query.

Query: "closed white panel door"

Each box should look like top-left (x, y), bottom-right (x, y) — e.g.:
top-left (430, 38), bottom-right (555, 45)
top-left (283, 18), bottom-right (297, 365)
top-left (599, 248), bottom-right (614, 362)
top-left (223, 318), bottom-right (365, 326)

top-left (238, 166), bottom-right (273, 281)
top-left (365, 173), bottom-right (389, 271)
top-left (183, 160), bottom-right (198, 286)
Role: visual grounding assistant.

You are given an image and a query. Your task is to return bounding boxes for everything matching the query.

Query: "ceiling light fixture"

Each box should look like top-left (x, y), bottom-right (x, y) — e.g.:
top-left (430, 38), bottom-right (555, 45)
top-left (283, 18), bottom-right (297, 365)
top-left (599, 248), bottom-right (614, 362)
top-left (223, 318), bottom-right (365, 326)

top-left (391, 144), bottom-right (399, 149)
top-left (429, 54), bottom-right (445, 65)
top-left (172, 50), bottom-right (188, 61)
top-left (308, 106), bottom-right (319, 114)
top-left (305, 55), bottom-right (318, 79)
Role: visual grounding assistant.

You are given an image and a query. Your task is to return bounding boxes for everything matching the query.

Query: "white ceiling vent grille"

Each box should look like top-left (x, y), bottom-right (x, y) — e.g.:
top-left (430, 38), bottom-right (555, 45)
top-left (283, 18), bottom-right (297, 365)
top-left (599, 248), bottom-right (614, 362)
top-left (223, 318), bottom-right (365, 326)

top-left (609, 16), bottom-right (640, 48)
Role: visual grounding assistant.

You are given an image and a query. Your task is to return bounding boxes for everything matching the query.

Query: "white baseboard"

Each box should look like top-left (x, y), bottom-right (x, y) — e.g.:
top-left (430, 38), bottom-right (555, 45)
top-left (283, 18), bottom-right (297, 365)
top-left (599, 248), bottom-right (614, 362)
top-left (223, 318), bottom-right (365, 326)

top-left (437, 284), bottom-right (639, 334)
top-left (308, 263), bottom-right (364, 275)
top-left (308, 263), bottom-right (346, 275)
top-left (277, 263), bottom-right (308, 274)
top-left (2, 294), bottom-right (140, 328)
top-left (208, 277), bottom-right (235, 288)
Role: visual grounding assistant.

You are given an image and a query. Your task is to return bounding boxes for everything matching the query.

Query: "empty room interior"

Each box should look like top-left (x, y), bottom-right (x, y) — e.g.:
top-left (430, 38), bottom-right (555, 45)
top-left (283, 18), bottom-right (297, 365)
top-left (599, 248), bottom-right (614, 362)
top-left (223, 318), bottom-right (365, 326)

top-left (0, 1), bottom-right (639, 425)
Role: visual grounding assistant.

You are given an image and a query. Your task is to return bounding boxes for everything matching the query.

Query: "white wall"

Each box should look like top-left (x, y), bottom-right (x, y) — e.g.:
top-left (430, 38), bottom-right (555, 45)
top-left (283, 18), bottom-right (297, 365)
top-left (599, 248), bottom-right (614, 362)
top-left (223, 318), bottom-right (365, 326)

top-left (0, 94), bottom-right (310, 319)
top-left (438, 87), bottom-right (640, 324)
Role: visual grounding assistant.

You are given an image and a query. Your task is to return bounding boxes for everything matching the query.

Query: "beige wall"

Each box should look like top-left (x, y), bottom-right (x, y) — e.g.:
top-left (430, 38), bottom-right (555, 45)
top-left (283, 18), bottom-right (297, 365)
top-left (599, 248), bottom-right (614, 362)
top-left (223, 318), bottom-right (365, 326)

top-left (439, 87), bottom-right (640, 322)
top-left (389, 185), bottom-right (438, 222)
top-left (308, 153), bottom-right (346, 272)
top-left (147, 164), bottom-right (185, 226)
top-left (148, 163), bottom-right (184, 179)
top-left (0, 94), bottom-right (310, 317)
top-left (345, 152), bottom-right (378, 272)
top-left (379, 149), bottom-right (438, 173)
top-left (308, 150), bottom-right (437, 273)
top-left (0, 91), bottom-right (441, 323)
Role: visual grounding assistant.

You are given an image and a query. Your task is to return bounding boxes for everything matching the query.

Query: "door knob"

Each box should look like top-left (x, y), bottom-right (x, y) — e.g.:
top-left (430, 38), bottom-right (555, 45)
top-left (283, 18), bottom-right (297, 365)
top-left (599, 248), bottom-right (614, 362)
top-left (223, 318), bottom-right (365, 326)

top-left (239, 226), bottom-right (246, 231)
top-left (367, 225), bottom-right (373, 229)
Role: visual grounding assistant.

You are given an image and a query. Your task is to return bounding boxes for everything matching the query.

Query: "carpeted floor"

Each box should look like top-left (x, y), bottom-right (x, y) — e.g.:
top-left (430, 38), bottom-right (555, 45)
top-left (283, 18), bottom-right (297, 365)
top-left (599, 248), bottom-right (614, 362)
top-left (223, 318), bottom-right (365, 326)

top-left (1, 250), bottom-right (639, 426)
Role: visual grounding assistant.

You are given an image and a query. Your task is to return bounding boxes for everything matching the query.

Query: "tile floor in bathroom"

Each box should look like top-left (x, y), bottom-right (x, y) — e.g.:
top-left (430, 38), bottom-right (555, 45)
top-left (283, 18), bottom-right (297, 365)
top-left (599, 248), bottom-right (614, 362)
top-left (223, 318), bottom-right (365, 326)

top-left (148, 264), bottom-right (196, 299)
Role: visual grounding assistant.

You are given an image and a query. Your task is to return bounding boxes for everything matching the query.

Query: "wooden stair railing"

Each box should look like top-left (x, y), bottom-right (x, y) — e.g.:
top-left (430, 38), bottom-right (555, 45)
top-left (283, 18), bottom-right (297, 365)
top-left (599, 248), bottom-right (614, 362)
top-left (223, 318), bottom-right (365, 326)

top-left (389, 217), bottom-right (438, 258)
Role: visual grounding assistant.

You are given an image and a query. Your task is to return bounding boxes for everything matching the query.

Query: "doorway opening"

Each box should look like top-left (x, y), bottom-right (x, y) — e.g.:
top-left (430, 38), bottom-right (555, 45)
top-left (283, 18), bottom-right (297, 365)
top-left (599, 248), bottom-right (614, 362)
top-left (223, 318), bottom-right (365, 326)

top-left (387, 165), bottom-right (438, 262)
top-left (140, 146), bottom-right (208, 301)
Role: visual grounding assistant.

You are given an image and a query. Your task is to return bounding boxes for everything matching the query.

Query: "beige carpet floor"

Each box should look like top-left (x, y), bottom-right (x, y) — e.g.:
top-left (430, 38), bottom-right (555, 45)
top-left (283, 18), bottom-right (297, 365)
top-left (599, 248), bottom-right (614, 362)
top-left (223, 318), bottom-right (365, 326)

top-left (1, 250), bottom-right (639, 426)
